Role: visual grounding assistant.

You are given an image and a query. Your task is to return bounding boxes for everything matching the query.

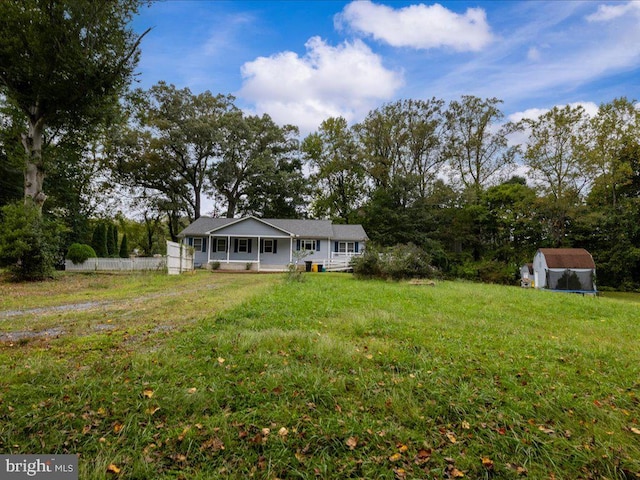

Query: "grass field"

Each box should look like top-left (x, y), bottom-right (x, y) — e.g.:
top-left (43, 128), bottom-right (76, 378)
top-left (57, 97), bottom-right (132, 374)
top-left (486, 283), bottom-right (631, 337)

top-left (0, 271), bottom-right (639, 479)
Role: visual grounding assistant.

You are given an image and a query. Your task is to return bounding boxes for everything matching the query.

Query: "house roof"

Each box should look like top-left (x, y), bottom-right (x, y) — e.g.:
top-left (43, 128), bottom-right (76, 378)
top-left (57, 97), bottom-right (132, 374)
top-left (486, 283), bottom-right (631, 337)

top-left (538, 248), bottom-right (595, 269)
top-left (178, 216), bottom-right (368, 241)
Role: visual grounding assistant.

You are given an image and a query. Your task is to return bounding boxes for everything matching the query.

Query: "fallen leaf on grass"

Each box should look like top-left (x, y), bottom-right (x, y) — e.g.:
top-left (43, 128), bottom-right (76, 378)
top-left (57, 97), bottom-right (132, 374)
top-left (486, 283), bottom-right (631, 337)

top-left (389, 453), bottom-right (402, 462)
top-left (450, 467), bottom-right (465, 477)
top-left (278, 427), bottom-right (288, 437)
top-left (446, 431), bottom-right (457, 443)
top-left (481, 457), bottom-right (494, 470)
top-left (177, 426), bottom-right (191, 442)
top-left (461, 420), bottom-right (470, 430)
top-left (187, 387), bottom-right (197, 394)
top-left (145, 406), bottom-right (160, 415)
top-left (397, 443), bottom-right (409, 452)
top-left (394, 467), bottom-right (407, 479)
top-left (538, 425), bottom-right (555, 435)
top-left (630, 427), bottom-right (640, 435)
top-left (200, 437), bottom-right (225, 452)
top-left (142, 388), bottom-right (154, 399)
top-left (346, 436), bottom-right (358, 450)
top-left (113, 422), bottom-right (124, 434)
top-left (106, 464), bottom-right (121, 475)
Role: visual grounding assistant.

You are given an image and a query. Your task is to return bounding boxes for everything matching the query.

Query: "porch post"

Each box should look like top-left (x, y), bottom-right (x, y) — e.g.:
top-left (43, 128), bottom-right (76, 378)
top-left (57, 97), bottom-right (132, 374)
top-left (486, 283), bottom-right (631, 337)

top-left (257, 236), bottom-right (261, 272)
top-left (227, 235), bottom-right (230, 264)
top-left (289, 236), bottom-right (294, 264)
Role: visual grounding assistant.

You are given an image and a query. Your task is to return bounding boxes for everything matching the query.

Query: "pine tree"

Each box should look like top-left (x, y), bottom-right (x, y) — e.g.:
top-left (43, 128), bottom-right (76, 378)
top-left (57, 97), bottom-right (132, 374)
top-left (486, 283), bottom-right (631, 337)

top-left (92, 223), bottom-right (108, 257)
top-left (119, 234), bottom-right (129, 258)
top-left (106, 224), bottom-right (116, 257)
top-left (113, 226), bottom-right (119, 257)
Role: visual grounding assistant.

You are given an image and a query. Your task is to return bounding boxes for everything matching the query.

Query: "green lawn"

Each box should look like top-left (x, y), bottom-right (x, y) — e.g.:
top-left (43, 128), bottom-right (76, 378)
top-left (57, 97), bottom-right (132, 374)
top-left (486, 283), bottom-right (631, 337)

top-left (1, 272), bottom-right (639, 479)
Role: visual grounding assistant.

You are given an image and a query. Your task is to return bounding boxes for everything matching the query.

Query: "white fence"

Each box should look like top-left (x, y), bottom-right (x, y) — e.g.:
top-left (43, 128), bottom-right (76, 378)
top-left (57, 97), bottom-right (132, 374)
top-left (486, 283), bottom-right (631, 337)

top-left (64, 241), bottom-right (194, 274)
top-left (166, 241), bottom-right (194, 275)
top-left (65, 257), bottom-right (166, 272)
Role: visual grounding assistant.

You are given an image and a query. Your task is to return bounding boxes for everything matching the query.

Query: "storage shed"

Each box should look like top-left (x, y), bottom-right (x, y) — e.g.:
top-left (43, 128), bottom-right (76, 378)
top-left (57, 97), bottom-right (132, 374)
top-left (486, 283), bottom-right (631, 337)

top-left (532, 248), bottom-right (596, 292)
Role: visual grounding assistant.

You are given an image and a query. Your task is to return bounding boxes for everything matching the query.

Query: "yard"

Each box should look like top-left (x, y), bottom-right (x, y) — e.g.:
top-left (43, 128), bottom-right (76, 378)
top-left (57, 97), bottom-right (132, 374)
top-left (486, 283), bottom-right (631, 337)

top-left (0, 271), bottom-right (639, 479)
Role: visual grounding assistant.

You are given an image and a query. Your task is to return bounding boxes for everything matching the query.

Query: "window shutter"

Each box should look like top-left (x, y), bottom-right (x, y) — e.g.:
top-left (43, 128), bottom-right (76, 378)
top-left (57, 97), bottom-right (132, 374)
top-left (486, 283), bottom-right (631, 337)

top-left (296, 239), bottom-right (300, 251)
top-left (248, 239), bottom-right (252, 253)
top-left (260, 239), bottom-right (264, 253)
top-left (202, 238), bottom-right (207, 253)
top-left (273, 240), bottom-right (278, 254)
top-left (316, 240), bottom-right (320, 252)
top-left (355, 242), bottom-right (359, 253)
top-left (211, 238), bottom-right (217, 253)
top-left (234, 239), bottom-right (238, 253)
top-left (334, 241), bottom-right (339, 252)
top-left (188, 237), bottom-right (193, 247)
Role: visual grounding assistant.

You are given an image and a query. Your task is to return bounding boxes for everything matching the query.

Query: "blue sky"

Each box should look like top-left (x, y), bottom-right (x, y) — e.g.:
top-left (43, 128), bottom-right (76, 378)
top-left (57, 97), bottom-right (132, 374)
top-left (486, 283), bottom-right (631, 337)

top-left (132, 0), bottom-right (640, 134)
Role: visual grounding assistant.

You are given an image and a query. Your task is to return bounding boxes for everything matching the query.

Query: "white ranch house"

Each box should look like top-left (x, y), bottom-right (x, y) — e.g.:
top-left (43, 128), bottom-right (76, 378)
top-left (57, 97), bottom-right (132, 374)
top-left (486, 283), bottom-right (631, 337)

top-left (178, 216), bottom-right (368, 271)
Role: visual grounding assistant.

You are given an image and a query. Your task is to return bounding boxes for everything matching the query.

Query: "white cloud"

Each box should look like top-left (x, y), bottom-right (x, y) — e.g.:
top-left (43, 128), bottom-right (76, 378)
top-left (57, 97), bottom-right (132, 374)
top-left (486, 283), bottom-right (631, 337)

top-left (527, 46), bottom-right (541, 62)
top-left (586, 1), bottom-right (640, 22)
top-left (239, 36), bottom-right (404, 134)
top-left (336, 0), bottom-right (494, 51)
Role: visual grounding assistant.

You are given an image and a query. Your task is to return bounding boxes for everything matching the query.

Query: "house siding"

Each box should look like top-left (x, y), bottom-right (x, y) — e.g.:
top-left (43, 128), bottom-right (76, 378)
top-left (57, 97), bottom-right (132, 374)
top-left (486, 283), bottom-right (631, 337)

top-left (213, 218), bottom-right (290, 237)
top-left (179, 216), bottom-right (368, 271)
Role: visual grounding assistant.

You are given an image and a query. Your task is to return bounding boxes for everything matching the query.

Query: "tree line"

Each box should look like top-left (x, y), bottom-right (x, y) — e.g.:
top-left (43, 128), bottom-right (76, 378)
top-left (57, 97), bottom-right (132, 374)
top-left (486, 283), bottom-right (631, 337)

top-left (0, 1), bottom-right (638, 288)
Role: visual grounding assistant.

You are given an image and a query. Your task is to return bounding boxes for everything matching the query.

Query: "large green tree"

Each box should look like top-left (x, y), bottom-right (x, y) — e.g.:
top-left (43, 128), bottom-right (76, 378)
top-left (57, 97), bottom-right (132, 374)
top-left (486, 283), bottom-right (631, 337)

top-left (302, 117), bottom-right (365, 223)
top-left (444, 96), bottom-right (518, 202)
top-left (110, 83), bottom-right (236, 221)
top-left (520, 105), bottom-right (589, 246)
top-left (0, 0), bottom-right (149, 210)
top-left (211, 113), bottom-right (302, 218)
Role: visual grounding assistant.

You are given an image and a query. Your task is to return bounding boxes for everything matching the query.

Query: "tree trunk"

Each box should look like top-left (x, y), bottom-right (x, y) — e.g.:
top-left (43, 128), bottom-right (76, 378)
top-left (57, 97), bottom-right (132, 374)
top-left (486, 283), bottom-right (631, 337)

top-left (21, 112), bottom-right (47, 211)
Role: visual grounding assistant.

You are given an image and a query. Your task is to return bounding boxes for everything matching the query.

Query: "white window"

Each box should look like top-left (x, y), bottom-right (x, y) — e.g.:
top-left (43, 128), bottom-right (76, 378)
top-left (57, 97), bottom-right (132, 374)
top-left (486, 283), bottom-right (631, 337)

top-left (215, 238), bottom-right (226, 252)
top-left (300, 239), bottom-right (316, 251)
top-left (338, 241), bottom-right (355, 253)
top-left (193, 238), bottom-right (204, 252)
top-left (263, 239), bottom-right (274, 253)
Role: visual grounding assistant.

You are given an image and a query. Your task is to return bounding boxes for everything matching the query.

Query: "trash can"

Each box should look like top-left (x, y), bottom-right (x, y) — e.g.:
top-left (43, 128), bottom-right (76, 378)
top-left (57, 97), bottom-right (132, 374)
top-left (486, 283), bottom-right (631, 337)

top-left (311, 264), bottom-right (318, 273)
top-left (305, 261), bottom-right (313, 272)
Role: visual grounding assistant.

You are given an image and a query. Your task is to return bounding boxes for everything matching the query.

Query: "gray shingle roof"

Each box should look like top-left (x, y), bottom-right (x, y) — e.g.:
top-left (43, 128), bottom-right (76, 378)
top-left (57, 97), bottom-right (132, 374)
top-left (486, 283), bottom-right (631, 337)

top-left (178, 216), bottom-right (368, 240)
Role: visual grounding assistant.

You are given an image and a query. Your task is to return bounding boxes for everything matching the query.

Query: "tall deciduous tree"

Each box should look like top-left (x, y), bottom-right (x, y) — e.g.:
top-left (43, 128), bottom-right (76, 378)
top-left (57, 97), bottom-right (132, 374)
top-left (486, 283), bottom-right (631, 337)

top-left (0, 0), bottom-right (149, 210)
top-left (587, 97), bottom-right (640, 208)
top-left (444, 96), bottom-right (518, 202)
top-left (110, 83), bottom-right (236, 221)
top-left (211, 113), bottom-right (302, 218)
top-left (302, 117), bottom-right (365, 223)
top-left (520, 105), bottom-right (589, 245)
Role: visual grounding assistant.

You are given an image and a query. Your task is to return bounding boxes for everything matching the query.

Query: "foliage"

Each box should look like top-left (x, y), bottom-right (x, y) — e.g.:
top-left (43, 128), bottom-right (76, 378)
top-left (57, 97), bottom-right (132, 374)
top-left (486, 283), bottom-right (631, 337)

top-left (303, 116), bottom-right (367, 222)
top-left (66, 243), bottom-right (96, 265)
top-left (212, 113), bottom-right (304, 218)
top-left (353, 243), bottom-right (436, 281)
top-left (0, 201), bottom-right (64, 280)
top-left (444, 96), bottom-right (518, 201)
top-left (351, 245), bottom-right (383, 279)
top-left (0, 274), bottom-right (638, 478)
top-left (106, 224), bottom-right (117, 257)
top-left (0, 0), bottom-right (148, 208)
top-left (109, 82), bottom-right (237, 221)
top-left (118, 234), bottom-right (129, 258)
top-left (91, 223), bottom-right (108, 258)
